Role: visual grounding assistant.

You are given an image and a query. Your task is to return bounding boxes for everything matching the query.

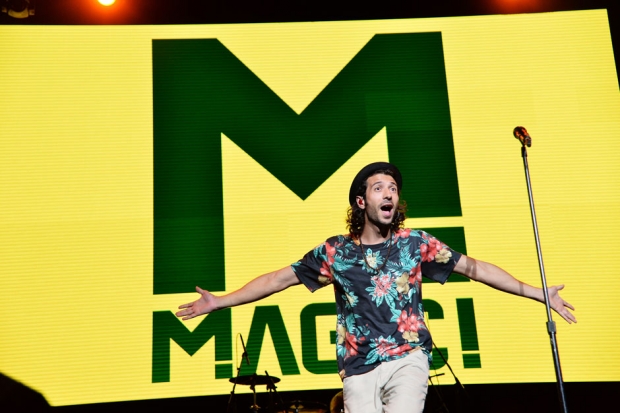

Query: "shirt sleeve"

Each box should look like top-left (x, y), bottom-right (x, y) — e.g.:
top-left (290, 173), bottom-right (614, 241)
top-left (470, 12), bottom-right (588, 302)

top-left (418, 230), bottom-right (462, 284)
top-left (291, 241), bottom-right (334, 293)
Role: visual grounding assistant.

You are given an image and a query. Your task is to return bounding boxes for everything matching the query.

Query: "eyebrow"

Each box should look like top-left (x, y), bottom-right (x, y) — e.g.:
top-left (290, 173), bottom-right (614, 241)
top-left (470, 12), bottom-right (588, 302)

top-left (370, 180), bottom-right (397, 187)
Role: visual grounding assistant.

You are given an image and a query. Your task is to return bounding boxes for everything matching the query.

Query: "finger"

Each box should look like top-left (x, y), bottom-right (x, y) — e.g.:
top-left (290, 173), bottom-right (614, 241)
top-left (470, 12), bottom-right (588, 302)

top-left (558, 307), bottom-right (577, 323)
top-left (562, 311), bottom-right (576, 324)
top-left (178, 302), bottom-right (193, 309)
top-left (564, 301), bottom-right (575, 311)
top-left (175, 309), bottom-right (190, 317)
top-left (196, 286), bottom-right (205, 294)
top-left (178, 308), bottom-right (199, 320)
top-left (553, 284), bottom-right (565, 291)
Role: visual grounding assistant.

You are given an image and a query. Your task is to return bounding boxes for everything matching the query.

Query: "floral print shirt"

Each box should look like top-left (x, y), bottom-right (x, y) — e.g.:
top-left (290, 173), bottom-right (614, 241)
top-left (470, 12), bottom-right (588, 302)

top-left (292, 229), bottom-right (461, 378)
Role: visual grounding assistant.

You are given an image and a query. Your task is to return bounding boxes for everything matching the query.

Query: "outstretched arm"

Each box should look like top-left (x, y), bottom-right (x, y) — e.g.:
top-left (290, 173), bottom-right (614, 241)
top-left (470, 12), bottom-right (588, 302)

top-left (175, 265), bottom-right (301, 320)
top-left (454, 255), bottom-right (576, 324)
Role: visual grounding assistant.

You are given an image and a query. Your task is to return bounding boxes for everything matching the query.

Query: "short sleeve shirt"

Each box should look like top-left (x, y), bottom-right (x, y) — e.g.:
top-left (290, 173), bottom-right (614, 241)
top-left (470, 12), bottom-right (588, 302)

top-left (291, 228), bottom-right (461, 378)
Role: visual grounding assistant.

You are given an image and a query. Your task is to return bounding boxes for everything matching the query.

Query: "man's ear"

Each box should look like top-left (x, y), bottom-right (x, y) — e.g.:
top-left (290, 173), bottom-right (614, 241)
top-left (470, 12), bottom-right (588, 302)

top-left (356, 196), bottom-right (365, 209)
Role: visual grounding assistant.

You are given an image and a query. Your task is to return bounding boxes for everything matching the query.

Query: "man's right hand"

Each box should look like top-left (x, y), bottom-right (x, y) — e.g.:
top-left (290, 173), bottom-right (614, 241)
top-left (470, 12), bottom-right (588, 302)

top-left (175, 286), bottom-right (218, 320)
top-left (174, 266), bottom-right (302, 321)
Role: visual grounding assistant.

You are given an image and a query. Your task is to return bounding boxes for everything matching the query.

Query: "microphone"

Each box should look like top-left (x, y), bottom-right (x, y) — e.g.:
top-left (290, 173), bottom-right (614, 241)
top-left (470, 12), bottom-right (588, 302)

top-left (240, 334), bottom-right (250, 366)
top-left (513, 126), bottom-right (532, 147)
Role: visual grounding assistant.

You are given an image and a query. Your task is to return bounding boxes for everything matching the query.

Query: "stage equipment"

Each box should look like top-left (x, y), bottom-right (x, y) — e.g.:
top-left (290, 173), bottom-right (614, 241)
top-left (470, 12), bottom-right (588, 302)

top-left (288, 399), bottom-right (328, 413)
top-left (227, 372), bottom-right (285, 413)
top-left (429, 342), bottom-right (470, 412)
top-left (513, 126), bottom-right (568, 413)
top-left (0, 0), bottom-right (34, 18)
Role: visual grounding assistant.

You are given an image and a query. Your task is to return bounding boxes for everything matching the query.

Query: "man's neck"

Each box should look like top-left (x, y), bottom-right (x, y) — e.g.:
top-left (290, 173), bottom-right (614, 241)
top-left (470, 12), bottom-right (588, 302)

top-left (360, 223), bottom-right (391, 245)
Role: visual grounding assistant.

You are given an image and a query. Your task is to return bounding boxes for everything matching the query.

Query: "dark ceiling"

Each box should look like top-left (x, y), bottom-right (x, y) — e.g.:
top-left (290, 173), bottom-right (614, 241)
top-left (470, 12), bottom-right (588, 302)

top-left (0, 1), bottom-right (613, 24)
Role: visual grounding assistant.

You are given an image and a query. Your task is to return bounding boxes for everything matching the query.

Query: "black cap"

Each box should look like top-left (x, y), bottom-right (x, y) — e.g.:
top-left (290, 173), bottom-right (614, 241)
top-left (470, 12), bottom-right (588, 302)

top-left (349, 162), bottom-right (402, 206)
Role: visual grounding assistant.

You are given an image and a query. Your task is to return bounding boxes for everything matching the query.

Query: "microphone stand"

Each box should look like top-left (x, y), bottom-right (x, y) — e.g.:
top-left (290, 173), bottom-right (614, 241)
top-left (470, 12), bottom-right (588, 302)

top-left (517, 132), bottom-right (568, 413)
top-left (430, 343), bottom-right (471, 413)
top-left (226, 355), bottom-right (243, 413)
top-left (431, 344), bottom-right (467, 397)
top-left (227, 335), bottom-right (250, 413)
top-left (264, 370), bottom-right (286, 413)
top-left (427, 372), bottom-right (449, 413)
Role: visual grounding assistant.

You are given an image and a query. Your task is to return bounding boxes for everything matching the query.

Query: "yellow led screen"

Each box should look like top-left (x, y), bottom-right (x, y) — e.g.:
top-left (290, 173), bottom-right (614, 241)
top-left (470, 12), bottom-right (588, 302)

top-left (0, 10), bottom-right (619, 406)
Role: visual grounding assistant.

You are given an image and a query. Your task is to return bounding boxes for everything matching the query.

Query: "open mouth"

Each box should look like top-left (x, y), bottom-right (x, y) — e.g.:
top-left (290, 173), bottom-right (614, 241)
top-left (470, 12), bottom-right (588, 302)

top-left (380, 203), bottom-right (393, 217)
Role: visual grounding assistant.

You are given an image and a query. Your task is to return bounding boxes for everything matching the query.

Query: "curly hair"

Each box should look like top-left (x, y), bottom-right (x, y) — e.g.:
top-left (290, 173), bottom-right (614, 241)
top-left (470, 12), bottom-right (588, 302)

top-left (345, 169), bottom-right (407, 239)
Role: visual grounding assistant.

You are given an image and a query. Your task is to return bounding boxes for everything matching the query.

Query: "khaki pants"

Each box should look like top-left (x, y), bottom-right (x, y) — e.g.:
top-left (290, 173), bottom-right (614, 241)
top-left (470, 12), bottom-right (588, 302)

top-left (342, 349), bottom-right (428, 413)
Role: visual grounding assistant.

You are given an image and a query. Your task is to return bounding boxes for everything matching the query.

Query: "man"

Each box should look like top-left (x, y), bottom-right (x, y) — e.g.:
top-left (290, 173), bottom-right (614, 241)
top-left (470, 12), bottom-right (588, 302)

top-left (176, 162), bottom-right (576, 413)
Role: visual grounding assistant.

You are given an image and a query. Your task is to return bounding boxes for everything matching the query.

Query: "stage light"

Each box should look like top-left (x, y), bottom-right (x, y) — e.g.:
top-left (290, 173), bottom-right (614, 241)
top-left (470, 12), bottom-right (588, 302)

top-left (486, 0), bottom-right (555, 14)
top-left (98, 0), bottom-right (115, 5)
top-left (1, 0), bottom-right (35, 18)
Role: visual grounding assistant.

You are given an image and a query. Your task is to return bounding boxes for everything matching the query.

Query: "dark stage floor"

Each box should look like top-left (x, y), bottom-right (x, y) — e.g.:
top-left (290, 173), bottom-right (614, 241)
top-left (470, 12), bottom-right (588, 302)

top-left (44, 382), bottom-right (618, 413)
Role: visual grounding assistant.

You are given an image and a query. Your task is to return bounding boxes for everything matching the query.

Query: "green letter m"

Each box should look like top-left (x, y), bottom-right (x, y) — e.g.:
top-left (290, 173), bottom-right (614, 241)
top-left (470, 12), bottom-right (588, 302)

top-left (153, 32), bottom-right (465, 295)
top-left (152, 309), bottom-right (232, 383)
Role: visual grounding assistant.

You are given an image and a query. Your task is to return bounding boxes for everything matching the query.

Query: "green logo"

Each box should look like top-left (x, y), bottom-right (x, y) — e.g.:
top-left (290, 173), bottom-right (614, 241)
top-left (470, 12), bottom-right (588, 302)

top-left (152, 32), bottom-right (473, 383)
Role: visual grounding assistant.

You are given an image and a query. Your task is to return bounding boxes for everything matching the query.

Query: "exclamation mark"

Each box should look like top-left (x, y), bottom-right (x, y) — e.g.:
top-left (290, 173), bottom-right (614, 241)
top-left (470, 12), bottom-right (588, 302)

top-left (456, 298), bottom-right (481, 368)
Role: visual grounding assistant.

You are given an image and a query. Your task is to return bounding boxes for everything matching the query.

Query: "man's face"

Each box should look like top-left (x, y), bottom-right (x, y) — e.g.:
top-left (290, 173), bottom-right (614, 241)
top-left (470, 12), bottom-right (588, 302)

top-left (357, 173), bottom-right (399, 227)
